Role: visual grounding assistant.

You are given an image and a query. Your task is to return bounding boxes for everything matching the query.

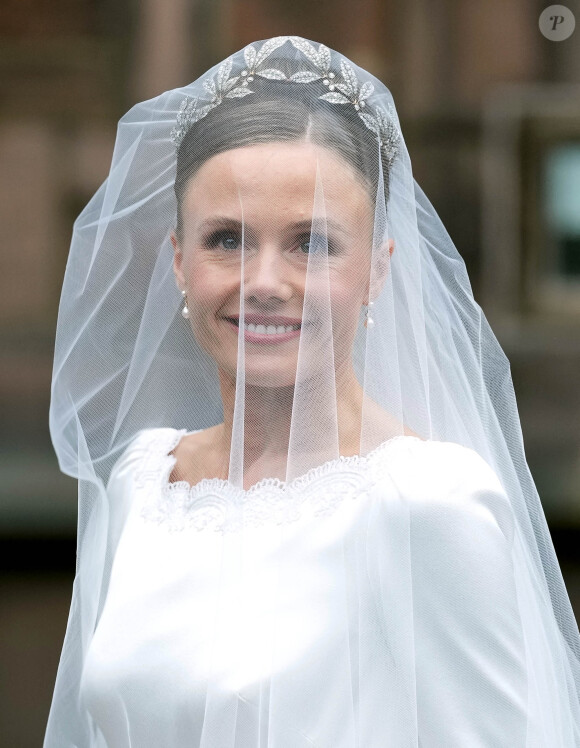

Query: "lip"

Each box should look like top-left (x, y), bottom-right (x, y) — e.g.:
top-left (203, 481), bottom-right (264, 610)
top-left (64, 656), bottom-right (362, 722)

top-left (223, 314), bottom-right (303, 326)
top-left (224, 317), bottom-right (302, 344)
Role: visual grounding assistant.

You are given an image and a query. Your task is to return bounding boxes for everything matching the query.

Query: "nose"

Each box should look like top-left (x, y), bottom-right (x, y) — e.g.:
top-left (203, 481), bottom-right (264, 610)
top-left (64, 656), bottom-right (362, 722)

top-left (243, 243), bottom-right (293, 302)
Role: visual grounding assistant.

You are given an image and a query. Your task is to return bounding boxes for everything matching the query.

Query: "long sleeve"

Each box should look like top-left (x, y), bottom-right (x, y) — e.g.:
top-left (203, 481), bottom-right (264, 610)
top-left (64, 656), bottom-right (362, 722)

top-left (407, 443), bottom-right (528, 745)
top-left (366, 440), bottom-right (529, 746)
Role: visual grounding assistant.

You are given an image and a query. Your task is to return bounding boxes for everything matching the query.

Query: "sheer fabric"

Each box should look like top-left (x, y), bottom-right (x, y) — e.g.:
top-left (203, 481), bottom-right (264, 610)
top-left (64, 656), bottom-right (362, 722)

top-left (79, 428), bottom-right (527, 747)
top-left (45, 37), bottom-right (580, 746)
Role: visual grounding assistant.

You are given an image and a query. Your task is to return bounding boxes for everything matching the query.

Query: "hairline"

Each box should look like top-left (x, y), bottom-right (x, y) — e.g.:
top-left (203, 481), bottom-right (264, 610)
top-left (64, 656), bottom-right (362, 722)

top-left (175, 133), bottom-right (375, 242)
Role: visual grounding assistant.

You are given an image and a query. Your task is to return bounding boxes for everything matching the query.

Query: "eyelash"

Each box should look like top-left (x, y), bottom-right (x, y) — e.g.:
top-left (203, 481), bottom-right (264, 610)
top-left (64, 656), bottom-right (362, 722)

top-left (203, 229), bottom-right (338, 255)
top-left (298, 233), bottom-right (339, 255)
top-left (204, 230), bottom-right (241, 251)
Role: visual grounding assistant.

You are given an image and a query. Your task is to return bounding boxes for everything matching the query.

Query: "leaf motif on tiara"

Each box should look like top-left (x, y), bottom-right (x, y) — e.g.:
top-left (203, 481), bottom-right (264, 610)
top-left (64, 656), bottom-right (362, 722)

top-left (359, 81), bottom-right (374, 102)
top-left (289, 37), bottom-right (319, 64)
top-left (317, 44), bottom-right (332, 72)
top-left (255, 36), bottom-right (289, 66)
top-left (216, 57), bottom-right (234, 91)
top-left (203, 78), bottom-right (216, 96)
top-left (339, 61), bottom-right (359, 98)
top-left (371, 106), bottom-right (402, 166)
top-left (225, 88), bottom-right (253, 99)
top-left (195, 103), bottom-right (213, 119)
top-left (170, 97), bottom-right (200, 146)
top-left (290, 71), bottom-right (322, 83)
top-left (170, 36), bottom-right (401, 168)
top-left (359, 112), bottom-right (379, 134)
top-left (290, 37), bottom-right (332, 76)
top-left (258, 69), bottom-right (287, 80)
top-left (244, 45), bottom-right (257, 70)
top-left (319, 92), bottom-right (351, 105)
top-left (375, 107), bottom-right (401, 142)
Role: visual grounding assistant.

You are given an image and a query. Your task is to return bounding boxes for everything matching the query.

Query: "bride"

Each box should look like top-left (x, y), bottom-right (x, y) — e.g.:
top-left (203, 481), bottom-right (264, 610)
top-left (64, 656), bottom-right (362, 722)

top-left (45, 37), bottom-right (580, 746)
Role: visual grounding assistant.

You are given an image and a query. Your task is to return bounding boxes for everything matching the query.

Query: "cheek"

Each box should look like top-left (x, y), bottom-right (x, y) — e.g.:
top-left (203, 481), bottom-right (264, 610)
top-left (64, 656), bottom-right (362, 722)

top-left (328, 275), bottom-right (362, 318)
top-left (335, 248), bottom-right (370, 293)
top-left (184, 253), bottom-right (223, 296)
top-left (332, 288), bottom-right (361, 322)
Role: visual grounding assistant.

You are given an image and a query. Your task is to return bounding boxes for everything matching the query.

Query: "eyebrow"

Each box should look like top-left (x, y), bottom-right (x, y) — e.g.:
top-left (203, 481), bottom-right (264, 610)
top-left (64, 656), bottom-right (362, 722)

top-left (196, 216), bottom-right (350, 236)
top-left (290, 218), bottom-right (349, 236)
top-left (197, 217), bottom-right (241, 231)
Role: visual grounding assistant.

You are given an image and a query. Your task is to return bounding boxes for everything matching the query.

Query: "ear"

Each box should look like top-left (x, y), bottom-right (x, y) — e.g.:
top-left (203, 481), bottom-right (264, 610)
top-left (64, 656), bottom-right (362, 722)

top-left (366, 239), bottom-right (394, 304)
top-left (171, 230), bottom-right (186, 291)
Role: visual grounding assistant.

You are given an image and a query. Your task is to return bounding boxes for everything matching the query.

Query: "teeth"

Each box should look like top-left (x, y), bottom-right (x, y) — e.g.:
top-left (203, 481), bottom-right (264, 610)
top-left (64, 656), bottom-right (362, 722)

top-left (244, 322), bottom-right (300, 334)
top-left (227, 318), bottom-right (302, 334)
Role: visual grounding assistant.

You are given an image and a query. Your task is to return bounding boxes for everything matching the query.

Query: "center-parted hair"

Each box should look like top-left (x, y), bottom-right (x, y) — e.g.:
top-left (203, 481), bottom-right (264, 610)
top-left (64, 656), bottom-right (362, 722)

top-left (174, 76), bottom-right (393, 241)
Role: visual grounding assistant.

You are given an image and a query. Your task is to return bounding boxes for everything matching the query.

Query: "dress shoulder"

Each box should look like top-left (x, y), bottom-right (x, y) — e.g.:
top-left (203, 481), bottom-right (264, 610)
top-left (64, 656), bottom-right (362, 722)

top-left (106, 427), bottom-right (185, 494)
top-left (104, 428), bottom-right (185, 550)
top-left (379, 437), bottom-right (515, 545)
top-left (395, 442), bottom-right (527, 743)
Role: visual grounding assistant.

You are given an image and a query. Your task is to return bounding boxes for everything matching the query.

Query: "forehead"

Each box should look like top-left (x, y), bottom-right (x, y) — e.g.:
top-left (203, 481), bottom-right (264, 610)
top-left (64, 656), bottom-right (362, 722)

top-left (181, 141), bottom-right (372, 225)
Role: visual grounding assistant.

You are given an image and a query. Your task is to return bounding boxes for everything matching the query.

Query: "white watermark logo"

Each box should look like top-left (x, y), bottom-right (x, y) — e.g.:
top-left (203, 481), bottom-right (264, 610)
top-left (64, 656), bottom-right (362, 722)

top-left (539, 5), bottom-right (576, 40)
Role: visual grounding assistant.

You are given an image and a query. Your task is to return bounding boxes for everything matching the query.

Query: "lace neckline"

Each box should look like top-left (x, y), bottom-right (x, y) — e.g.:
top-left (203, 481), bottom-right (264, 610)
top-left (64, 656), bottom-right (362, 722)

top-left (138, 429), bottom-right (424, 533)
top-left (162, 428), bottom-right (422, 498)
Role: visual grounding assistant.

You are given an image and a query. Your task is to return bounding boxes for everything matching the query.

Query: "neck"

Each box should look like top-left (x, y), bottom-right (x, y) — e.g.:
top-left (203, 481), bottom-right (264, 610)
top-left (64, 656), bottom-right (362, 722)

top-left (216, 362), bottom-right (366, 462)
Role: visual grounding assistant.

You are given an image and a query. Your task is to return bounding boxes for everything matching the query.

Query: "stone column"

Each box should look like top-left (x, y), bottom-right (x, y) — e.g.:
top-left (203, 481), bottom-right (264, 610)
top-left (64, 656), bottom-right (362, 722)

top-left (130, 0), bottom-right (194, 100)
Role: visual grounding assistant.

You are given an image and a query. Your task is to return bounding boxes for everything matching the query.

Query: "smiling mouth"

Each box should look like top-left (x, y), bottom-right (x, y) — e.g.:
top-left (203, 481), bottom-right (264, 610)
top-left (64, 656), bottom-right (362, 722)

top-left (226, 318), bottom-right (302, 334)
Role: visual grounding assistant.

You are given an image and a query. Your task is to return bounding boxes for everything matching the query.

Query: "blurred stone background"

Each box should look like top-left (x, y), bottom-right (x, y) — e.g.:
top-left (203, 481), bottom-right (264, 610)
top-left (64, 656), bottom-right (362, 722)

top-left (0, 0), bottom-right (579, 744)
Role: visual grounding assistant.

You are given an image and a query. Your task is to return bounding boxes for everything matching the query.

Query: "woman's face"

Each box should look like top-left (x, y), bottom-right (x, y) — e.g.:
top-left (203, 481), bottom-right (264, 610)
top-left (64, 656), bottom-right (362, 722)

top-left (172, 141), bottom-right (392, 387)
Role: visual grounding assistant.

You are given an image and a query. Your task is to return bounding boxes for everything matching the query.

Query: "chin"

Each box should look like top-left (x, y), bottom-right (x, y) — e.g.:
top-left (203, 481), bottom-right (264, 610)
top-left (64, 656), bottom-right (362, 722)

top-left (208, 346), bottom-right (299, 386)
top-left (233, 357), bottom-right (301, 388)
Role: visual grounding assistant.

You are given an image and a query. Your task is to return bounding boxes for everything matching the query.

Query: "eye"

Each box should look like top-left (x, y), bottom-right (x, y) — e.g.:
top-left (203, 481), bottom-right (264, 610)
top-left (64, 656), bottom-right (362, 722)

top-left (205, 230), bottom-right (241, 251)
top-left (297, 233), bottom-right (336, 255)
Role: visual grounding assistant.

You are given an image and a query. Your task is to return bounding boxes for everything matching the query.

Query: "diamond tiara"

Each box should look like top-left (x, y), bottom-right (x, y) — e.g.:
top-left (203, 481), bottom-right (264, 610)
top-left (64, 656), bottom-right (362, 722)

top-left (170, 36), bottom-right (401, 169)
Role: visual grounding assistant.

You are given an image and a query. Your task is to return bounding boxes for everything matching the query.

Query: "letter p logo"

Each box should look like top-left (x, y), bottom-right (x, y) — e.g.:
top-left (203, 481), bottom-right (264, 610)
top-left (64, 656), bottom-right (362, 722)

top-left (539, 5), bottom-right (576, 40)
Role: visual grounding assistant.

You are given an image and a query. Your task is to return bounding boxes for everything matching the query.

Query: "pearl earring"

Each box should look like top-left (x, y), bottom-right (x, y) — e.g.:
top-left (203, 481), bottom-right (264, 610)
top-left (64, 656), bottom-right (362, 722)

top-left (364, 300), bottom-right (374, 329)
top-left (181, 289), bottom-right (190, 319)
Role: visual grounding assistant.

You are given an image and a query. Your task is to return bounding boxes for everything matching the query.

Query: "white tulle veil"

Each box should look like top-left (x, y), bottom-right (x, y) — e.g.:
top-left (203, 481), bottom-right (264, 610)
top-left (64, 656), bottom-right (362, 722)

top-left (45, 36), bottom-right (580, 746)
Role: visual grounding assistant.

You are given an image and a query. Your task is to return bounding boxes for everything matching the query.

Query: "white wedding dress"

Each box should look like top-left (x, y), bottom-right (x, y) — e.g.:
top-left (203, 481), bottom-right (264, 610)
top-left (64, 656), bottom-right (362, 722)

top-left (80, 427), bottom-right (531, 747)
